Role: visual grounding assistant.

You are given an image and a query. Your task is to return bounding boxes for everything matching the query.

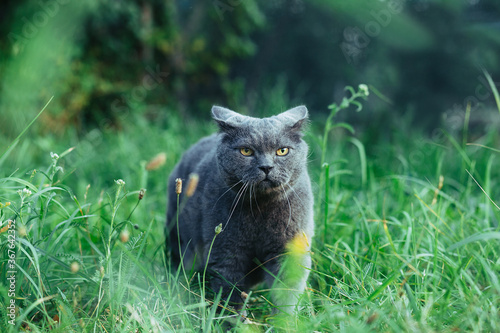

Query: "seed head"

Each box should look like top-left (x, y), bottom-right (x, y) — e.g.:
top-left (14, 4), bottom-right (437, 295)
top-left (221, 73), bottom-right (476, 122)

top-left (438, 175), bottom-right (444, 190)
top-left (138, 188), bottom-right (146, 200)
top-left (145, 152), bottom-right (167, 171)
top-left (0, 220), bottom-right (12, 233)
top-left (17, 188), bottom-right (32, 198)
top-left (70, 262), bottom-right (80, 273)
top-left (120, 229), bottom-right (130, 243)
top-left (358, 83), bottom-right (369, 97)
top-left (432, 175), bottom-right (444, 206)
top-left (366, 312), bottom-right (378, 325)
top-left (175, 178), bottom-right (182, 194)
top-left (115, 179), bottom-right (125, 186)
top-left (50, 152), bottom-right (59, 161)
top-left (186, 173), bottom-right (199, 197)
top-left (215, 223), bottom-right (222, 235)
top-left (0, 202), bottom-right (11, 209)
top-left (18, 225), bottom-right (27, 237)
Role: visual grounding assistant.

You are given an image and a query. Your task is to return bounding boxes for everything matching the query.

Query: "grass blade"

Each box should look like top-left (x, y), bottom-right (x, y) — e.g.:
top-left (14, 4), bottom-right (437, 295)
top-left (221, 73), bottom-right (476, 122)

top-left (447, 232), bottom-right (500, 251)
top-left (0, 96), bottom-right (53, 166)
top-left (367, 271), bottom-right (399, 301)
top-left (482, 69), bottom-right (500, 113)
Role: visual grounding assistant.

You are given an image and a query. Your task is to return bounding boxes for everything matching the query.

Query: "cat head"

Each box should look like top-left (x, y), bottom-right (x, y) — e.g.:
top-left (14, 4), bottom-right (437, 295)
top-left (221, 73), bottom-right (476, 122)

top-left (212, 105), bottom-right (309, 195)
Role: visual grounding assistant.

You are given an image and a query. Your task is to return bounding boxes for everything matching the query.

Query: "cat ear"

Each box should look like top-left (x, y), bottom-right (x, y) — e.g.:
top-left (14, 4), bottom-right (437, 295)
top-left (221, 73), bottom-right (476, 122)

top-left (211, 106), bottom-right (247, 131)
top-left (278, 105), bottom-right (309, 130)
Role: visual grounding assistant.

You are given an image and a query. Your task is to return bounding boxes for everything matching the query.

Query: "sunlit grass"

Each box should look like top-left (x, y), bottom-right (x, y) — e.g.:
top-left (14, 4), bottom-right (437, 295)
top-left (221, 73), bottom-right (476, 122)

top-left (1, 94), bottom-right (499, 332)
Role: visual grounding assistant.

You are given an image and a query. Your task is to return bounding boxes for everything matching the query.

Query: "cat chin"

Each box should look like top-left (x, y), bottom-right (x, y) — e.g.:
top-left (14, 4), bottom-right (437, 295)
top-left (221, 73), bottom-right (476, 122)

top-left (255, 179), bottom-right (282, 193)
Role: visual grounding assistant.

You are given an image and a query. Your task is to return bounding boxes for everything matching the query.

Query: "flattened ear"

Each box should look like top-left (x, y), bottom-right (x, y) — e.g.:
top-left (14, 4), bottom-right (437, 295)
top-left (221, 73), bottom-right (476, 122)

top-left (277, 105), bottom-right (309, 130)
top-left (211, 106), bottom-right (247, 132)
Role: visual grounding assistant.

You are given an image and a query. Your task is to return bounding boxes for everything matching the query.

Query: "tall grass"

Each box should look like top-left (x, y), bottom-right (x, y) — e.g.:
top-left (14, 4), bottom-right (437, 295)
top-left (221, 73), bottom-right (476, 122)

top-left (1, 90), bottom-right (499, 332)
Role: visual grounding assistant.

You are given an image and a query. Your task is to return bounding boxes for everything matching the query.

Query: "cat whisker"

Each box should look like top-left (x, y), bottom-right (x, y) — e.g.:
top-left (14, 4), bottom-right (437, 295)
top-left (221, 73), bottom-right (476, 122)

top-left (253, 183), bottom-right (262, 216)
top-left (239, 182), bottom-right (252, 219)
top-left (249, 183), bottom-right (256, 219)
top-left (281, 184), bottom-right (292, 231)
top-left (223, 181), bottom-right (249, 231)
top-left (212, 179), bottom-right (244, 213)
top-left (286, 183), bottom-right (306, 208)
top-left (228, 182), bottom-right (246, 216)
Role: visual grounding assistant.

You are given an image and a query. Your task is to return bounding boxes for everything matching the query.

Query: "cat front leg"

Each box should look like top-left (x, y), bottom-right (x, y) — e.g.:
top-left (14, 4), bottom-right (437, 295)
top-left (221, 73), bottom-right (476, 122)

top-left (207, 252), bottom-right (251, 313)
top-left (209, 273), bottom-right (245, 309)
top-left (264, 247), bottom-right (311, 315)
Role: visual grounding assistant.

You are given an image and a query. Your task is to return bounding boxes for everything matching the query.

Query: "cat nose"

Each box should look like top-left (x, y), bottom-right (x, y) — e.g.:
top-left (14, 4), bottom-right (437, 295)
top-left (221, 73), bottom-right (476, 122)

top-left (259, 165), bottom-right (274, 175)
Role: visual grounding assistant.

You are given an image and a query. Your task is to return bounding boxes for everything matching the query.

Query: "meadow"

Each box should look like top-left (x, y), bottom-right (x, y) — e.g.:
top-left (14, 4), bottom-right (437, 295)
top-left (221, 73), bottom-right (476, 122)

top-left (1, 85), bottom-right (500, 332)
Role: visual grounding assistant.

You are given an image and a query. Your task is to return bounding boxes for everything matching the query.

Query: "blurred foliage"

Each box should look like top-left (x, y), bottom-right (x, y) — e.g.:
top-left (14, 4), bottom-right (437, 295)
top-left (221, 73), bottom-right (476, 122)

top-left (0, 0), bottom-right (499, 138)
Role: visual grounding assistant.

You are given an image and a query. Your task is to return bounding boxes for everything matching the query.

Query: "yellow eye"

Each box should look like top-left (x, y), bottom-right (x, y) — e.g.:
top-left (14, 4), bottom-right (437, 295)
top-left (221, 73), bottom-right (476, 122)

top-left (240, 148), bottom-right (254, 156)
top-left (276, 147), bottom-right (289, 156)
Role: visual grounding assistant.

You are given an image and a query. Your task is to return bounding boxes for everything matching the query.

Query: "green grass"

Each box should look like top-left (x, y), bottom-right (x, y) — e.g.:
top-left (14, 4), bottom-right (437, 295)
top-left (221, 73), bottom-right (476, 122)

top-left (1, 94), bottom-right (499, 332)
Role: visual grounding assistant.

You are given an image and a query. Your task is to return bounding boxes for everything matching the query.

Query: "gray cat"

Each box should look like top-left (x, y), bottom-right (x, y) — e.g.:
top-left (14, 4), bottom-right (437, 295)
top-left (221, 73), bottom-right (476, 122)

top-left (166, 105), bottom-right (314, 314)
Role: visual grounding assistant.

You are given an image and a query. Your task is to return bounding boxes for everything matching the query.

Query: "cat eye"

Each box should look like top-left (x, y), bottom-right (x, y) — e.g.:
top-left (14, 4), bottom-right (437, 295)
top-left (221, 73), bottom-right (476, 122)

top-left (276, 147), bottom-right (289, 156)
top-left (240, 148), bottom-right (254, 156)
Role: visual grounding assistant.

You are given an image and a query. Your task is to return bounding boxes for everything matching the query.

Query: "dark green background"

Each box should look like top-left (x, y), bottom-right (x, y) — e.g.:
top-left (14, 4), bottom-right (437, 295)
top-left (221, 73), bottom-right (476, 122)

top-left (1, 0), bottom-right (499, 138)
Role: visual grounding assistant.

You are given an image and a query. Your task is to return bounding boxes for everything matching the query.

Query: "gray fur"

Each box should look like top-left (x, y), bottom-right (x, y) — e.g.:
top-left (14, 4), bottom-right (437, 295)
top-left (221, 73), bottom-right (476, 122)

top-left (166, 105), bottom-right (314, 313)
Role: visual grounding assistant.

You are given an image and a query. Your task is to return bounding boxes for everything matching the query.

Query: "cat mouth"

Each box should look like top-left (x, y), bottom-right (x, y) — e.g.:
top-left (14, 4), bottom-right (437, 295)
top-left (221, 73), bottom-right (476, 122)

top-left (257, 177), bottom-right (280, 190)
